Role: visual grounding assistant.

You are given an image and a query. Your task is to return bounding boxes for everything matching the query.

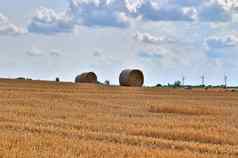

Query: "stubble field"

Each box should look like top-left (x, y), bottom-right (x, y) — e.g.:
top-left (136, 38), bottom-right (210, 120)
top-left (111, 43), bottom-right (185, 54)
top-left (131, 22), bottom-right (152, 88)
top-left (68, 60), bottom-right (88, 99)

top-left (0, 79), bottom-right (237, 158)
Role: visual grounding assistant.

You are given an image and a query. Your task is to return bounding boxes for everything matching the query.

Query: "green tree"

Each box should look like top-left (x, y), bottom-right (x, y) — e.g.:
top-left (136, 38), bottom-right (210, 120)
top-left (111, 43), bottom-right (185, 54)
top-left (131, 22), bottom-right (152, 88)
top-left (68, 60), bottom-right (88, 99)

top-left (174, 81), bottom-right (181, 87)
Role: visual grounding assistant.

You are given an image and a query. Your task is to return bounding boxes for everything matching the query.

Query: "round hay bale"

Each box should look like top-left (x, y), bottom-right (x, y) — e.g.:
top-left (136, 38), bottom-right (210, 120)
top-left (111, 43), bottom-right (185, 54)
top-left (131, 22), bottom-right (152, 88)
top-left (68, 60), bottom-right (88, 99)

top-left (75, 72), bottom-right (97, 83)
top-left (119, 69), bottom-right (144, 87)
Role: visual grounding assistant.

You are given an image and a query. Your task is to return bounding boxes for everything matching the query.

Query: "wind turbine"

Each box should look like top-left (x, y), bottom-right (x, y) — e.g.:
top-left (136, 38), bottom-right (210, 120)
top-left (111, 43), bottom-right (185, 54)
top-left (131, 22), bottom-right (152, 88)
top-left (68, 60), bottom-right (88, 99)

top-left (182, 76), bottom-right (185, 86)
top-left (224, 75), bottom-right (228, 88)
top-left (201, 75), bottom-right (205, 86)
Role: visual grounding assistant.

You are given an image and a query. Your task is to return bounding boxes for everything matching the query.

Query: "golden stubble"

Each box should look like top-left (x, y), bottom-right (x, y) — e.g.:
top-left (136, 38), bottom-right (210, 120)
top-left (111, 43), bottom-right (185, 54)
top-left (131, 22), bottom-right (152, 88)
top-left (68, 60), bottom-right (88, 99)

top-left (0, 79), bottom-right (237, 158)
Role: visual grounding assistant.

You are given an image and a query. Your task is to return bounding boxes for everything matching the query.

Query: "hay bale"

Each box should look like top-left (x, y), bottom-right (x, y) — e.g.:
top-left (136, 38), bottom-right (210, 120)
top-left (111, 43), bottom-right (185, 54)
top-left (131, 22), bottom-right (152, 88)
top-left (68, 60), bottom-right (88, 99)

top-left (75, 72), bottom-right (97, 83)
top-left (119, 69), bottom-right (144, 87)
top-left (225, 89), bottom-right (238, 92)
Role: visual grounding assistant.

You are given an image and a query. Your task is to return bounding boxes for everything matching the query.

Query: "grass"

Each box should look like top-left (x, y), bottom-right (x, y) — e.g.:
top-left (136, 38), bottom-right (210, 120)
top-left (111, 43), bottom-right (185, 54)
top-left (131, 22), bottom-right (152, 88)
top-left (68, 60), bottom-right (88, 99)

top-left (0, 79), bottom-right (237, 157)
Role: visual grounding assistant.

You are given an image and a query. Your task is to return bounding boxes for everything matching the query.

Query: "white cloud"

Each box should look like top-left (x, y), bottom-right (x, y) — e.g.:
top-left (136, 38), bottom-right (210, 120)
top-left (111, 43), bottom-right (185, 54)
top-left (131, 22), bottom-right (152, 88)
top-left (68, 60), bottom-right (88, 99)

top-left (26, 47), bottom-right (44, 57)
top-left (26, 47), bottom-right (62, 57)
top-left (69, 0), bottom-right (198, 22)
top-left (216, 0), bottom-right (238, 10)
top-left (126, 0), bottom-right (234, 22)
top-left (124, 0), bottom-right (144, 13)
top-left (0, 13), bottom-right (25, 36)
top-left (92, 49), bottom-right (119, 64)
top-left (93, 49), bottom-right (103, 57)
top-left (134, 31), bottom-right (175, 44)
top-left (50, 49), bottom-right (62, 56)
top-left (198, 0), bottom-right (232, 22)
top-left (138, 50), bottom-right (162, 59)
top-left (206, 35), bottom-right (238, 49)
top-left (69, 0), bottom-right (130, 28)
top-left (137, 45), bottom-right (196, 70)
top-left (28, 7), bottom-right (74, 34)
top-left (135, 1), bottom-right (198, 21)
top-left (26, 0), bottom-right (237, 34)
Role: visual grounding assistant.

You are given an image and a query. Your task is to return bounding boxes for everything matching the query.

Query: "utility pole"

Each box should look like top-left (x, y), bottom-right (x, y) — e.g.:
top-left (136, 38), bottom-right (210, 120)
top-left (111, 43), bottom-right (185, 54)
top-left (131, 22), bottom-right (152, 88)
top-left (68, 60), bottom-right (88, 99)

top-left (201, 75), bottom-right (205, 86)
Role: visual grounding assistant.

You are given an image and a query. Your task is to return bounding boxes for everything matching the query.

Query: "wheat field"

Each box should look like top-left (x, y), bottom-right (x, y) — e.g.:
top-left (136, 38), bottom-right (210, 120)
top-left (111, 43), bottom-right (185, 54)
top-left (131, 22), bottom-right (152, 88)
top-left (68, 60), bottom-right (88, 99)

top-left (0, 79), bottom-right (237, 158)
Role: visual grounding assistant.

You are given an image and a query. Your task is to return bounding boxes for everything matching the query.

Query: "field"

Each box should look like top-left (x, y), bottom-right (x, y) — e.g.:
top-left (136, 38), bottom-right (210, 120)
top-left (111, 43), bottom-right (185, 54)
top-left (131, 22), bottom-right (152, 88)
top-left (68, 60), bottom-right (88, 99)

top-left (0, 79), bottom-right (237, 158)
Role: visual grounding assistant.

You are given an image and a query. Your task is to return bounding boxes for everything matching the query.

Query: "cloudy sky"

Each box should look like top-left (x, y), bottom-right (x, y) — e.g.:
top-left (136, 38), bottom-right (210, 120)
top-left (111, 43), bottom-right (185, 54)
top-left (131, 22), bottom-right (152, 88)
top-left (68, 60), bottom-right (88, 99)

top-left (0, 0), bottom-right (238, 86)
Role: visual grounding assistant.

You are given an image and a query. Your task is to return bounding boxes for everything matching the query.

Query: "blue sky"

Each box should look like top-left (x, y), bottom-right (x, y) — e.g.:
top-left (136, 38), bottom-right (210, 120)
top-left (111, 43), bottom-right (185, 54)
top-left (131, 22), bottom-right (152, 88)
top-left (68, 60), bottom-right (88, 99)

top-left (0, 0), bottom-right (238, 86)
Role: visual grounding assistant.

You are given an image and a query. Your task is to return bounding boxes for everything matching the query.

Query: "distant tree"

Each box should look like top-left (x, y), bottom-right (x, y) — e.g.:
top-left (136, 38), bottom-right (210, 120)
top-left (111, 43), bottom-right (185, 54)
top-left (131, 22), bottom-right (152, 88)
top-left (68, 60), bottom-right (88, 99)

top-left (56, 77), bottom-right (60, 82)
top-left (104, 80), bottom-right (110, 85)
top-left (207, 85), bottom-right (212, 88)
top-left (97, 81), bottom-right (103, 85)
top-left (16, 77), bottom-right (25, 80)
top-left (155, 84), bottom-right (162, 87)
top-left (174, 80), bottom-right (181, 87)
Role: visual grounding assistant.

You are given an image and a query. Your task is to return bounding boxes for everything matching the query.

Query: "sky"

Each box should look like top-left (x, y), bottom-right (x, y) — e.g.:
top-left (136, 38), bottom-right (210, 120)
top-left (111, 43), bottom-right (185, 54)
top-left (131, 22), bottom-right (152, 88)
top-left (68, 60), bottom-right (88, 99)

top-left (0, 0), bottom-right (238, 86)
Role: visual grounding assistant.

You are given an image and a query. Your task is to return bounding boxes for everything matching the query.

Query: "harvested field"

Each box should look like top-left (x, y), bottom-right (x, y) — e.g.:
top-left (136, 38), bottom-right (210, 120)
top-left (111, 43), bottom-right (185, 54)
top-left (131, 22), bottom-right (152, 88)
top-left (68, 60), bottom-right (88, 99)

top-left (0, 79), bottom-right (237, 158)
